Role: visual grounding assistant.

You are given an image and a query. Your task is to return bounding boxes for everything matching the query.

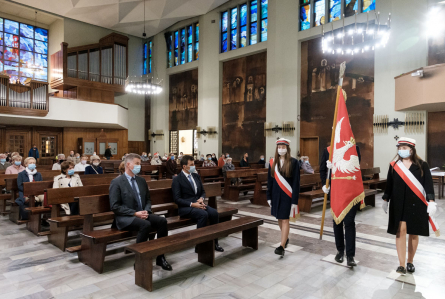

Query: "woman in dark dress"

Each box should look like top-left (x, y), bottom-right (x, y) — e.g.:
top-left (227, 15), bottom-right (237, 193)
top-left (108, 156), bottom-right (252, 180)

top-left (84, 155), bottom-right (104, 175)
top-left (266, 138), bottom-right (300, 256)
top-left (382, 137), bottom-right (436, 275)
top-left (240, 153), bottom-right (249, 167)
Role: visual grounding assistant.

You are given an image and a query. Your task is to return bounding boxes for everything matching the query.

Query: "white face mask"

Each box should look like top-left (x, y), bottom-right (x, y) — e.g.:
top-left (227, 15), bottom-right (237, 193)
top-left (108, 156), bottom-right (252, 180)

top-left (278, 149), bottom-right (287, 156)
top-left (93, 162), bottom-right (100, 166)
top-left (81, 160), bottom-right (87, 165)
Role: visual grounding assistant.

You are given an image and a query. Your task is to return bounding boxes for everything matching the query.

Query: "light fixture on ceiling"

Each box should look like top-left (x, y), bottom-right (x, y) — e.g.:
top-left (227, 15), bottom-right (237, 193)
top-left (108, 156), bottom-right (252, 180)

top-left (125, 0), bottom-right (163, 95)
top-left (26, 11), bottom-right (44, 76)
top-left (321, 10), bottom-right (391, 55)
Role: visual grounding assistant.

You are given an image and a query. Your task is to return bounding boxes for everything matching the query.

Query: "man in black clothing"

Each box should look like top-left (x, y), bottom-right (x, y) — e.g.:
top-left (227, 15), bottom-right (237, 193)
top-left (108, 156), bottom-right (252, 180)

top-left (104, 145), bottom-right (113, 160)
top-left (258, 155), bottom-right (266, 165)
top-left (320, 145), bottom-right (361, 267)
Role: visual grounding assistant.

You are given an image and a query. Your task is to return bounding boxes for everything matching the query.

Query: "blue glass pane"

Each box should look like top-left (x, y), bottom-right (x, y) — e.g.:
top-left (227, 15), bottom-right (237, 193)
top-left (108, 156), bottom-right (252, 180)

top-left (143, 43), bottom-right (147, 59)
top-left (180, 28), bottom-right (185, 64)
top-left (250, 22), bottom-right (257, 45)
top-left (5, 33), bottom-right (18, 48)
top-left (222, 32), bottom-right (228, 52)
top-left (20, 37), bottom-right (33, 51)
top-left (240, 5), bottom-right (247, 26)
top-left (35, 28), bottom-right (48, 42)
top-left (300, 5), bottom-right (310, 31)
top-left (167, 34), bottom-right (172, 51)
top-left (188, 44), bottom-right (193, 62)
top-left (181, 48), bottom-right (185, 65)
top-left (0, 46), bottom-right (2, 59)
top-left (222, 11), bottom-right (228, 32)
top-left (261, 19), bottom-right (267, 42)
top-left (20, 23), bottom-right (34, 38)
top-left (35, 40), bottom-right (47, 54)
top-left (0, 33), bottom-right (2, 45)
top-left (330, 0), bottom-right (341, 22)
top-left (251, 0), bottom-right (257, 22)
top-left (149, 58), bottom-right (152, 73)
top-left (195, 42), bottom-right (199, 60)
top-left (174, 49), bottom-right (178, 66)
top-left (195, 23), bottom-right (199, 41)
top-left (231, 29), bottom-right (237, 50)
top-left (168, 51), bottom-right (172, 67)
top-left (20, 50), bottom-right (33, 65)
top-left (314, 0), bottom-right (325, 26)
top-left (188, 25), bottom-right (193, 44)
top-left (5, 20), bottom-right (18, 35)
top-left (35, 68), bottom-right (47, 80)
top-left (0, 18), bottom-right (3, 31)
top-left (4, 64), bottom-right (18, 76)
top-left (20, 67), bottom-right (33, 78)
top-left (143, 60), bottom-right (147, 75)
top-left (0, 61), bottom-right (3, 72)
top-left (240, 26), bottom-right (247, 48)
top-left (174, 31), bottom-right (178, 49)
top-left (231, 8), bottom-right (237, 30)
top-left (261, 0), bottom-right (268, 19)
top-left (149, 41), bottom-right (152, 57)
top-left (345, 0), bottom-right (358, 12)
top-left (35, 54), bottom-right (47, 68)
top-left (363, 0), bottom-right (376, 12)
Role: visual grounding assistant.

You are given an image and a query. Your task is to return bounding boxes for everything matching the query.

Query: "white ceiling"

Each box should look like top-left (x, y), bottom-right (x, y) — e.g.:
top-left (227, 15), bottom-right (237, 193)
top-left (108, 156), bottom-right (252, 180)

top-left (0, 0), bottom-right (60, 26)
top-left (9, 0), bottom-right (230, 37)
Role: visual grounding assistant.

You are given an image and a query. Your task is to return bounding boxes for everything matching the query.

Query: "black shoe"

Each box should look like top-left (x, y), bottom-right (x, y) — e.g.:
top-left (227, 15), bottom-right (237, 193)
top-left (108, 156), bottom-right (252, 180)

top-left (41, 219), bottom-right (49, 227)
top-left (285, 238), bottom-right (289, 249)
top-left (347, 256), bottom-right (357, 267)
top-left (215, 244), bottom-right (224, 252)
top-left (406, 263), bottom-right (415, 273)
top-left (335, 252), bottom-right (344, 263)
top-left (156, 256), bottom-right (172, 271)
top-left (396, 266), bottom-right (407, 275)
top-left (274, 245), bottom-right (285, 257)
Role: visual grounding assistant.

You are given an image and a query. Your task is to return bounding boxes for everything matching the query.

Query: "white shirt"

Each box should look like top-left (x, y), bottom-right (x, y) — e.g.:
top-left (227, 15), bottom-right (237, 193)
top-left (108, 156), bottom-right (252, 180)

top-left (74, 162), bottom-right (87, 172)
top-left (182, 170), bottom-right (197, 194)
top-left (52, 163), bottom-right (61, 170)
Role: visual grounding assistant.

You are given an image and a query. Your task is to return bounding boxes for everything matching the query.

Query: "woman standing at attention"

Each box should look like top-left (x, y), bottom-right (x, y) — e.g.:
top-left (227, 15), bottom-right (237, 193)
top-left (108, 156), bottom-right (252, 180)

top-left (267, 138), bottom-right (300, 256)
top-left (382, 137), bottom-right (437, 275)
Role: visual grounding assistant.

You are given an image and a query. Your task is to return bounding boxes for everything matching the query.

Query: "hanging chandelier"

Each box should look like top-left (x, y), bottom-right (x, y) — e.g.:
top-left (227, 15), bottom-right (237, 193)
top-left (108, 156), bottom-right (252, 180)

top-left (27, 11), bottom-right (44, 75)
top-left (321, 11), bottom-right (391, 55)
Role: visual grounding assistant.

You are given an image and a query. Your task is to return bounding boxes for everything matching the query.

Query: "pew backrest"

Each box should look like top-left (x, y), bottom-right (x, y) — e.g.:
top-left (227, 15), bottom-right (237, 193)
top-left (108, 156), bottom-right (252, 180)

top-left (147, 179), bottom-right (172, 189)
top-left (226, 169), bottom-right (268, 179)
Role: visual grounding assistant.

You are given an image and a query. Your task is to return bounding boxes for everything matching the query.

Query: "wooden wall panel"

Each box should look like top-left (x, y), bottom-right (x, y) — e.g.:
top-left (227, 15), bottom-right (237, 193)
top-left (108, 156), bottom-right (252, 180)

top-left (169, 69), bottom-right (198, 131)
top-left (76, 87), bottom-right (114, 103)
top-left (428, 112), bottom-right (445, 168)
top-left (128, 141), bottom-right (145, 155)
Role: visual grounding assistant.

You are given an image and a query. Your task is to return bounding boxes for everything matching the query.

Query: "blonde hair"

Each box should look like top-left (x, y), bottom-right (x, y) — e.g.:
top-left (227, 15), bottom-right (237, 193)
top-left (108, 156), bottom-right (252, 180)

top-left (24, 157), bottom-right (36, 166)
top-left (90, 155), bottom-right (100, 162)
top-left (12, 155), bottom-right (22, 161)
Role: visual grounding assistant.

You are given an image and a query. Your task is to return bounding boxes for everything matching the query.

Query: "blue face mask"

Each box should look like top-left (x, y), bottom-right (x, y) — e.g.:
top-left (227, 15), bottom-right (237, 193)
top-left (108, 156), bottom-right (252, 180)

top-left (132, 165), bottom-right (141, 175)
top-left (170, 156), bottom-right (175, 160)
top-left (260, 158), bottom-right (264, 160)
top-left (226, 155), bottom-right (230, 157)
top-left (398, 149), bottom-right (411, 159)
top-left (68, 169), bottom-right (75, 176)
top-left (305, 161), bottom-right (309, 164)
top-left (189, 166), bottom-right (196, 173)
top-left (28, 164), bottom-right (36, 170)
top-left (15, 161), bottom-right (21, 166)
top-left (0, 159), bottom-right (5, 163)
top-left (208, 157), bottom-right (212, 160)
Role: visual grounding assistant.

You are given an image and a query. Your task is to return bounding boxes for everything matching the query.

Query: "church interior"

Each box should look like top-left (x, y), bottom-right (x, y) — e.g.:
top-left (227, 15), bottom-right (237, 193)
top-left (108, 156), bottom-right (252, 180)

top-left (1, 0), bottom-right (445, 298)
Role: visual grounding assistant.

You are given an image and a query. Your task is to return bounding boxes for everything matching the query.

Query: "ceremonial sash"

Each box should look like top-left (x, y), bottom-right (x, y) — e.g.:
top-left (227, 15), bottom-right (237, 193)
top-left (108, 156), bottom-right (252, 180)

top-left (270, 159), bottom-right (300, 221)
top-left (391, 161), bottom-right (440, 237)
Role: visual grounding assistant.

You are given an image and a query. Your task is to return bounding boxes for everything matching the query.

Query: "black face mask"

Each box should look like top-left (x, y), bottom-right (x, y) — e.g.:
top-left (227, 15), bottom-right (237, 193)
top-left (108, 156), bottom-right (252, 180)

top-left (59, 159), bottom-right (65, 164)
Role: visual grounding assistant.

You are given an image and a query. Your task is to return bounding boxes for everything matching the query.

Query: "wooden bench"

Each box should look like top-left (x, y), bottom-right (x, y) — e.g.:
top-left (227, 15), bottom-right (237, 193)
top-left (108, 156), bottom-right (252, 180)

top-left (223, 169), bottom-right (268, 201)
top-left (141, 165), bottom-right (165, 180)
top-left (251, 163), bottom-right (266, 169)
top-left (77, 183), bottom-right (235, 273)
top-left (362, 167), bottom-right (387, 190)
top-left (252, 172), bottom-right (268, 206)
top-left (300, 174), bottom-right (322, 192)
top-left (299, 188), bottom-right (378, 213)
top-left (125, 216), bottom-right (263, 292)
top-left (101, 160), bottom-right (123, 173)
top-left (198, 167), bottom-right (225, 184)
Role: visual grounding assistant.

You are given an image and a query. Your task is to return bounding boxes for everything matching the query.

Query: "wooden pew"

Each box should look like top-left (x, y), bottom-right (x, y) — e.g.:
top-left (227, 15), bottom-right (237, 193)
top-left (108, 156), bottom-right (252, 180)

top-left (362, 167), bottom-right (387, 190)
top-left (141, 165), bottom-right (165, 180)
top-left (125, 216), bottom-right (263, 292)
top-left (147, 179), bottom-right (172, 190)
top-left (223, 169), bottom-right (268, 201)
top-left (197, 167), bottom-right (224, 184)
top-left (252, 172), bottom-right (268, 206)
top-left (0, 194), bottom-right (10, 216)
top-left (77, 183), bottom-right (234, 273)
top-left (251, 163), bottom-right (266, 169)
top-left (101, 160), bottom-right (122, 173)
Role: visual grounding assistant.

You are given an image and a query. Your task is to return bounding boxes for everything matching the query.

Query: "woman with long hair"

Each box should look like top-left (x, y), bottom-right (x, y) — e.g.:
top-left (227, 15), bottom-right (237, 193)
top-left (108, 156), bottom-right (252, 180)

top-left (266, 138), bottom-right (300, 256)
top-left (382, 137), bottom-right (436, 275)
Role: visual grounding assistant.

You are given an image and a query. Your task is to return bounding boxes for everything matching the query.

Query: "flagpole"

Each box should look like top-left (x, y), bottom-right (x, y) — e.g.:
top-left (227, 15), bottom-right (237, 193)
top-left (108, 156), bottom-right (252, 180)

top-left (319, 62), bottom-right (346, 240)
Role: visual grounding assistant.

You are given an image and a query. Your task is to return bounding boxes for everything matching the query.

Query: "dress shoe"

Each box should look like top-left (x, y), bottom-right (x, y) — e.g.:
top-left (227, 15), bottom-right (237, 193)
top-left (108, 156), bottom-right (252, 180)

top-left (285, 238), bottom-right (289, 249)
top-left (156, 256), bottom-right (172, 271)
top-left (334, 251), bottom-right (344, 263)
top-left (215, 243), bottom-right (224, 252)
top-left (406, 263), bottom-right (415, 273)
top-left (274, 245), bottom-right (285, 257)
top-left (347, 256), bottom-right (357, 267)
top-left (396, 266), bottom-right (407, 275)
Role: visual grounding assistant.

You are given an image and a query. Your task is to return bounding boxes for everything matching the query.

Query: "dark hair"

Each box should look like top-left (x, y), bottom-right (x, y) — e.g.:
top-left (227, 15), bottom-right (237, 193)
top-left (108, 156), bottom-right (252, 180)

top-left (61, 161), bottom-right (75, 175)
top-left (206, 154), bottom-right (212, 157)
top-left (180, 155), bottom-right (194, 167)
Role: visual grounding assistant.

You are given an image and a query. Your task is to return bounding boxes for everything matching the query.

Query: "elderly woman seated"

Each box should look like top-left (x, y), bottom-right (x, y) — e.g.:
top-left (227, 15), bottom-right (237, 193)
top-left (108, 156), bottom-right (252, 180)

top-left (54, 161), bottom-right (83, 215)
top-left (84, 155), bottom-right (104, 174)
top-left (222, 157), bottom-right (238, 185)
top-left (0, 153), bottom-right (11, 170)
top-left (203, 154), bottom-right (217, 167)
top-left (300, 156), bottom-right (315, 174)
top-left (5, 155), bottom-right (25, 174)
top-left (52, 154), bottom-right (66, 170)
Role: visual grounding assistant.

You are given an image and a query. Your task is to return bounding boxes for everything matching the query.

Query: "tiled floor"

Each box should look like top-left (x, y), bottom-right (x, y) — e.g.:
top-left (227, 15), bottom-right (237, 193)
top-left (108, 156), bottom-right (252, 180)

top-left (1, 191), bottom-right (445, 299)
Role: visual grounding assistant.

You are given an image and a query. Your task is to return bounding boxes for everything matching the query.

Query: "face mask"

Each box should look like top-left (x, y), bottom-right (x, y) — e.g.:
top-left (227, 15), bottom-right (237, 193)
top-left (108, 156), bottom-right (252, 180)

top-left (278, 149), bottom-right (287, 156)
top-left (93, 162), bottom-right (100, 166)
top-left (398, 149), bottom-right (411, 159)
top-left (0, 159), bottom-right (5, 163)
top-left (81, 160), bottom-right (87, 165)
top-left (189, 166), bottom-right (196, 173)
top-left (208, 157), bottom-right (212, 160)
top-left (15, 161), bottom-right (21, 166)
top-left (226, 155), bottom-right (230, 157)
top-left (212, 155), bottom-right (215, 158)
top-left (76, 156), bottom-right (80, 158)
top-left (148, 154), bottom-right (152, 157)
top-left (132, 165), bottom-right (141, 175)
top-left (227, 161), bottom-right (232, 164)
top-left (305, 161), bottom-right (309, 164)
top-left (170, 156), bottom-right (175, 160)
top-left (28, 164), bottom-right (36, 170)
top-left (59, 159), bottom-right (65, 163)
top-left (68, 169), bottom-right (75, 176)
top-left (260, 158), bottom-right (264, 160)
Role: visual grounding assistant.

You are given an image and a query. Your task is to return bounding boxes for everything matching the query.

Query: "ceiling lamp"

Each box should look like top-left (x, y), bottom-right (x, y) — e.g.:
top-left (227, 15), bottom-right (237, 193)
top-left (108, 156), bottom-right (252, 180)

top-left (321, 11), bottom-right (391, 55)
top-left (26, 11), bottom-right (44, 76)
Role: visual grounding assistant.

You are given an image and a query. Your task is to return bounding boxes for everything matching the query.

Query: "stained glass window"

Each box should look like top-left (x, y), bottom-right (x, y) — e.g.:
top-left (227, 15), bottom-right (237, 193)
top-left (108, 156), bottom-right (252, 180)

top-left (174, 31), bottom-right (178, 66)
top-left (261, 0), bottom-right (268, 19)
top-left (180, 28), bottom-right (185, 65)
top-left (195, 23), bottom-right (199, 60)
top-left (0, 17), bottom-right (48, 83)
top-left (143, 40), bottom-right (152, 75)
top-left (231, 8), bottom-right (237, 50)
top-left (314, 0), bottom-right (326, 27)
top-left (345, 0), bottom-right (358, 17)
top-left (149, 41), bottom-right (152, 74)
top-left (260, 0), bottom-right (268, 41)
top-left (330, 0), bottom-right (341, 22)
top-left (240, 4), bottom-right (247, 48)
top-left (143, 43), bottom-right (147, 75)
top-left (167, 33), bottom-right (173, 68)
top-left (300, 2), bottom-right (311, 31)
top-left (166, 22), bottom-right (199, 67)
top-left (363, 0), bottom-right (376, 13)
top-left (221, 11), bottom-right (228, 53)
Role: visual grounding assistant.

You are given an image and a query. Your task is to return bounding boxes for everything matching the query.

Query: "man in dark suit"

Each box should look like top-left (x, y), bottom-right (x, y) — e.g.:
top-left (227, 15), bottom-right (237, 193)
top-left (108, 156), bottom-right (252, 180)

top-left (104, 145), bottom-right (113, 160)
top-left (109, 153), bottom-right (171, 270)
top-left (172, 155), bottom-right (224, 252)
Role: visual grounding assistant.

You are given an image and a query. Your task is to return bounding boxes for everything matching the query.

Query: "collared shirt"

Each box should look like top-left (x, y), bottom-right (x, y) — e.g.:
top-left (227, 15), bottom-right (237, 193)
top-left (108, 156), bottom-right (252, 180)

top-left (124, 172), bottom-right (142, 205)
top-left (182, 170), bottom-right (197, 194)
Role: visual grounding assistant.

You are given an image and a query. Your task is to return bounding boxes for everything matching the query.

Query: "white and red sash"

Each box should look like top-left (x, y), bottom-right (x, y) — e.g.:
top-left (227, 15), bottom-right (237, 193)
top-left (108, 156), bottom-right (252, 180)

top-left (391, 161), bottom-right (440, 237)
top-left (270, 159), bottom-right (300, 221)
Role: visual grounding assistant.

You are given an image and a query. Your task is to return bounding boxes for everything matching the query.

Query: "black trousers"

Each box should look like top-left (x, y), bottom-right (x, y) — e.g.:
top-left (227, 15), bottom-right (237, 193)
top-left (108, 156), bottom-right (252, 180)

top-left (333, 203), bottom-right (359, 257)
top-left (125, 214), bottom-right (168, 244)
top-left (184, 206), bottom-right (219, 243)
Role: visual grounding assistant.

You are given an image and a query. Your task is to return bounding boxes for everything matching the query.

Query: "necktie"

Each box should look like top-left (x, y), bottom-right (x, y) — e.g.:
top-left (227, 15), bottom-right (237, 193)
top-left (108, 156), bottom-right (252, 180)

top-left (131, 177), bottom-right (143, 211)
top-left (187, 174), bottom-right (196, 194)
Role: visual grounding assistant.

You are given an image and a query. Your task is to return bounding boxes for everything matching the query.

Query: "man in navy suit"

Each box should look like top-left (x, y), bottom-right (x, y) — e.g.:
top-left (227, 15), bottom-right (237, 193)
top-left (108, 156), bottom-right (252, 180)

top-left (109, 153), bottom-right (172, 270)
top-left (172, 155), bottom-right (224, 252)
